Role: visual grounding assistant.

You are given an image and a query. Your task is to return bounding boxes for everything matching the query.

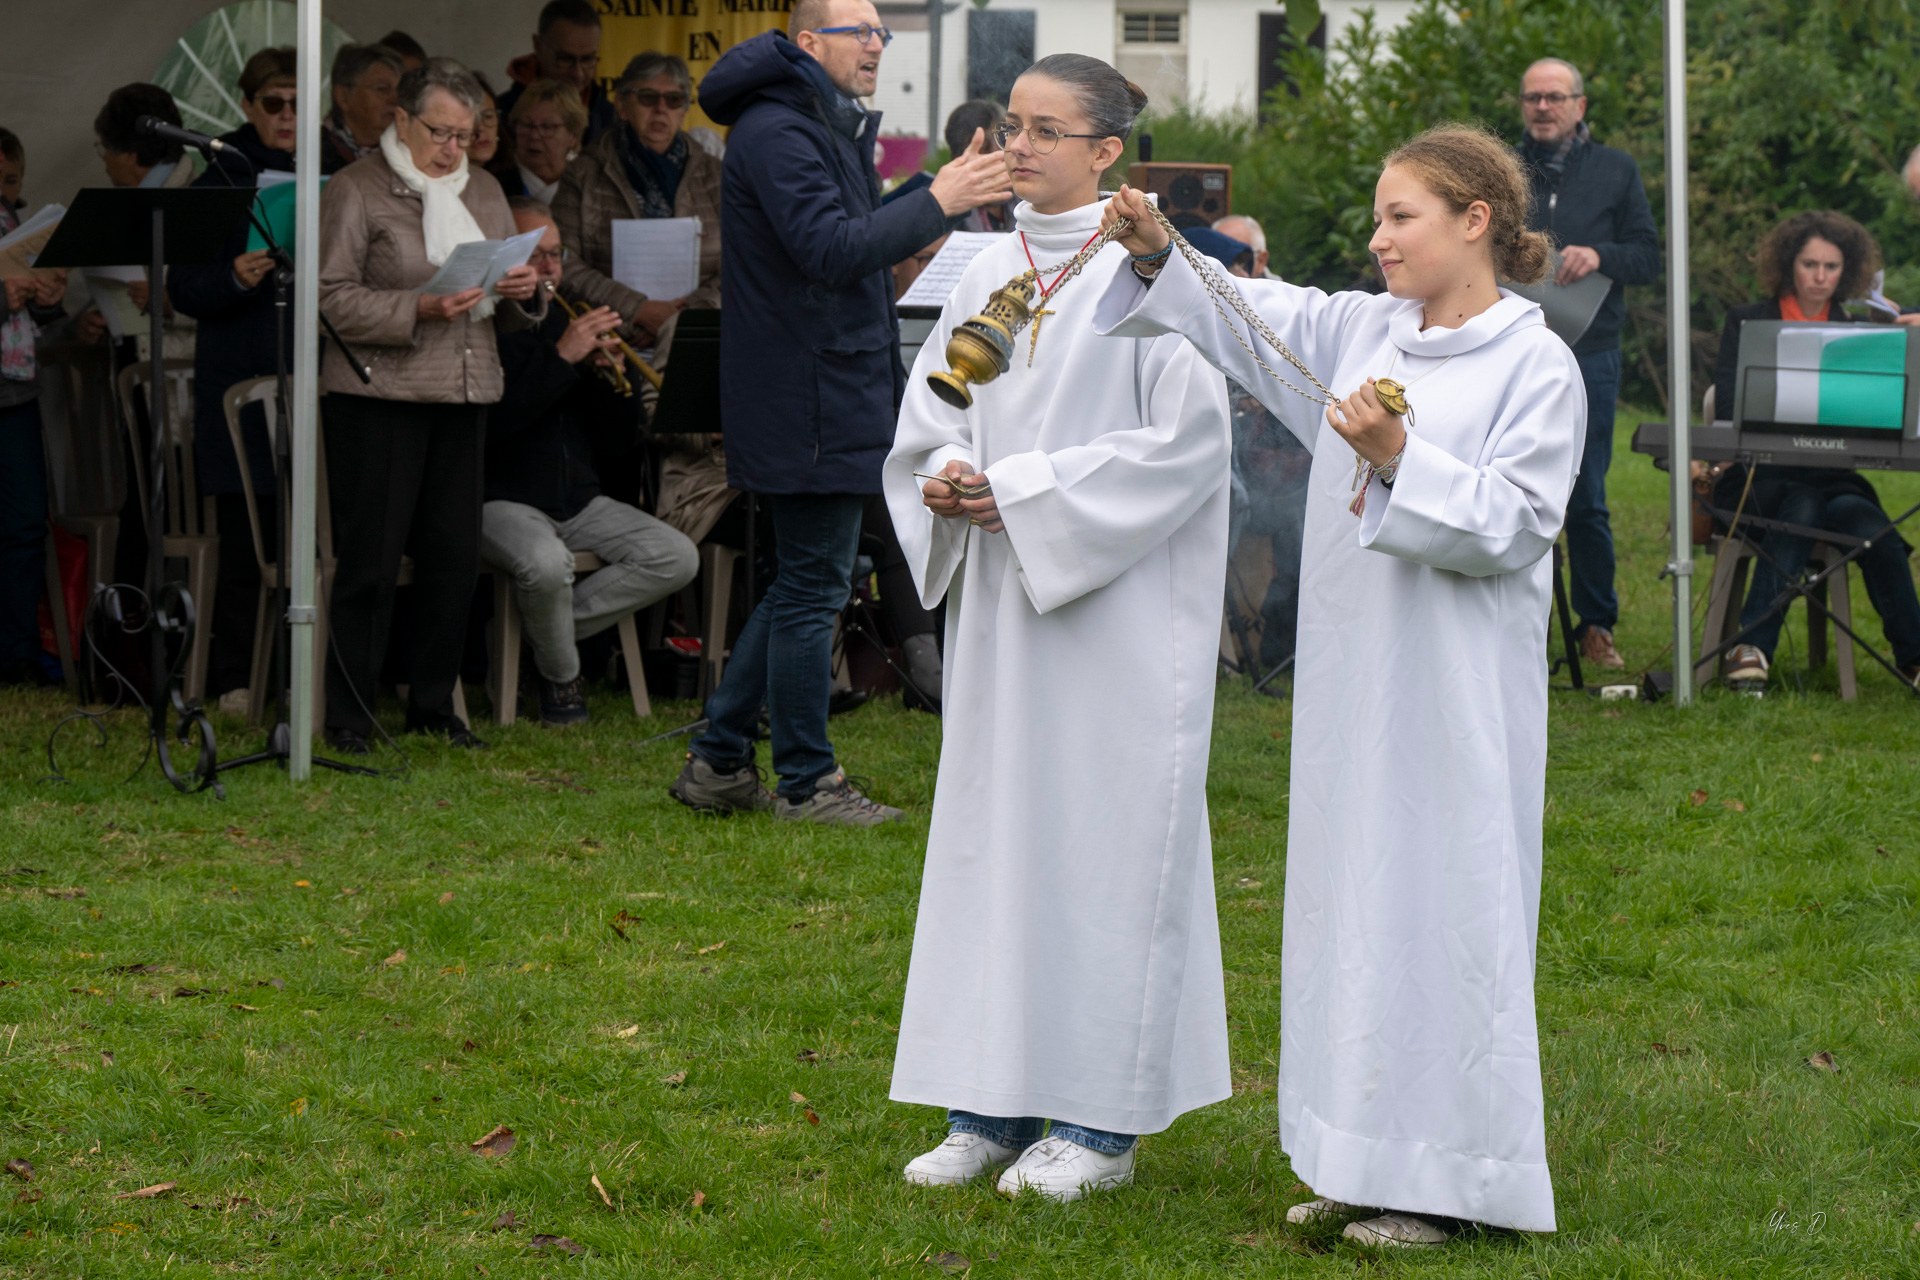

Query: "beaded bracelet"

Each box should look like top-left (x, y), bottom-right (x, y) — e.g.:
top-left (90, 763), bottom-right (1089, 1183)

top-left (1130, 244), bottom-right (1173, 264)
top-left (1374, 442), bottom-right (1408, 489)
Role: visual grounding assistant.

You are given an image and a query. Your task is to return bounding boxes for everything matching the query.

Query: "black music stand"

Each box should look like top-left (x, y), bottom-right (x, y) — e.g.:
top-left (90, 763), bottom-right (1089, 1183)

top-left (38, 186), bottom-right (256, 793)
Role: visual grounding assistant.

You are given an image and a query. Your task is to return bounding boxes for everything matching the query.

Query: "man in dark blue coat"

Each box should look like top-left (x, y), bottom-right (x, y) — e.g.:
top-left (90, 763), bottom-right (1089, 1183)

top-left (670, 0), bottom-right (1011, 825)
top-left (1518, 57), bottom-right (1660, 674)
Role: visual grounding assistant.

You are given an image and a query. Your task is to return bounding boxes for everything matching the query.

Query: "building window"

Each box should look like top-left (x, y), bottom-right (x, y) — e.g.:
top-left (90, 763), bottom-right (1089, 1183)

top-left (1121, 12), bottom-right (1183, 45)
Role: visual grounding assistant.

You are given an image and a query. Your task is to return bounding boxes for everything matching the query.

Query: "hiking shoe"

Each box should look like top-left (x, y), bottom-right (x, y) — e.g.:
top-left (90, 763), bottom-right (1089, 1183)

top-left (1343, 1212), bottom-right (1451, 1248)
top-left (904, 1132), bottom-right (1023, 1187)
top-left (669, 753), bottom-right (774, 815)
top-left (444, 721), bottom-right (489, 750)
top-left (774, 770), bottom-right (904, 826)
top-left (1286, 1197), bottom-right (1372, 1226)
top-left (324, 727), bottom-right (372, 756)
top-left (1724, 643), bottom-right (1769, 690)
top-left (995, 1136), bottom-right (1134, 1202)
top-left (536, 674), bottom-right (590, 726)
top-left (1579, 626), bottom-right (1625, 670)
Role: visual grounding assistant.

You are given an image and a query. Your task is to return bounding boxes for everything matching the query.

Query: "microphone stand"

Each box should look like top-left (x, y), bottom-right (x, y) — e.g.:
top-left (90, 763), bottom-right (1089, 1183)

top-left (196, 139), bottom-right (378, 780)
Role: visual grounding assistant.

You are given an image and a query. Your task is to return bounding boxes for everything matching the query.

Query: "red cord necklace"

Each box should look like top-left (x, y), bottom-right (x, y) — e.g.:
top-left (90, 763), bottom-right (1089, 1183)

top-left (1018, 225), bottom-right (1105, 366)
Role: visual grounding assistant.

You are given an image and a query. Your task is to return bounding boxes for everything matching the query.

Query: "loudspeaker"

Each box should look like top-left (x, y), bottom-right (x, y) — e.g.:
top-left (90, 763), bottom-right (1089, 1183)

top-left (1125, 162), bottom-right (1232, 230)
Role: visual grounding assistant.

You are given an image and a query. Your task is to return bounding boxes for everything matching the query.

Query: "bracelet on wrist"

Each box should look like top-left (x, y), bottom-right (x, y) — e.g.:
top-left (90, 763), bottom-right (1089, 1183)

top-left (1374, 442), bottom-right (1408, 489)
top-left (1130, 243), bottom-right (1173, 264)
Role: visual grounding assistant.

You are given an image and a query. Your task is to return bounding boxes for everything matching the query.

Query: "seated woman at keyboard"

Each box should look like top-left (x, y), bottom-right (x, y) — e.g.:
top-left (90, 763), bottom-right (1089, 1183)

top-left (1709, 210), bottom-right (1920, 693)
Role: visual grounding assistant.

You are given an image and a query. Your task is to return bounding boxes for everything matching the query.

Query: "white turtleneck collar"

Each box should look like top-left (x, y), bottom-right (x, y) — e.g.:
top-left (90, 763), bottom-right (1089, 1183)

top-left (1012, 194), bottom-right (1111, 245)
top-left (1386, 290), bottom-right (1543, 358)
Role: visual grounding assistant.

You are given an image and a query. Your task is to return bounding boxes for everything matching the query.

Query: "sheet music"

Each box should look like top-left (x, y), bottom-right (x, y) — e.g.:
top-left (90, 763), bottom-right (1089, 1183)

top-left (1506, 250), bottom-right (1611, 347)
top-left (0, 203), bottom-right (67, 278)
top-left (420, 228), bottom-right (543, 297)
top-left (82, 271), bottom-right (148, 340)
top-left (611, 217), bottom-right (702, 300)
top-left (898, 231), bottom-right (1004, 308)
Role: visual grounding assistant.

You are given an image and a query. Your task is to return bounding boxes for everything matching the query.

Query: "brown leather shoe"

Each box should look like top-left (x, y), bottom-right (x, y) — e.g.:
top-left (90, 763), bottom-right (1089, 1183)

top-left (1579, 626), bottom-right (1625, 670)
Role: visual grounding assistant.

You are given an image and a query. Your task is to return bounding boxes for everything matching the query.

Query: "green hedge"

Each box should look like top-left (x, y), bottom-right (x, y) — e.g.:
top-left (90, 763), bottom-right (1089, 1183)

top-left (1123, 0), bottom-right (1920, 413)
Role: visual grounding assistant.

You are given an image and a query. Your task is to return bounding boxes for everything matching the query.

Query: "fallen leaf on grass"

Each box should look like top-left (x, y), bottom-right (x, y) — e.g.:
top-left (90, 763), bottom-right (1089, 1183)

top-left (795, 1048), bottom-right (820, 1064)
top-left (42, 887), bottom-right (87, 900)
top-left (470, 1125), bottom-right (516, 1157)
top-left (1721, 798), bottom-right (1747, 812)
top-left (590, 1172), bottom-right (613, 1208)
top-left (230, 1004), bottom-right (259, 1013)
top-left (608, 910), bottom-right (636, 941)
top-left (692, 1189), bottom-right (706, 1210)
top-left (489, 1209), bottom-right (518, 1231)
top-left (928, 1252), bottom-right (971, 1274)
top-left (805, 1108), bottom-right (821, 1126)
top-left (1688, 789), bottom-right (1709, 806)
top-left (661, 1071), bottom-right (686, 1087)
top-left (16, 1188), bottom-right (42, 1204)
top-left (695, 940), bottom-right (726, 955)
top-left (172, 987), bottom-right (210, 999)
top-left (294, 880), bottom-right (311, 888)
top-left (438, 892), bottom-right (454, 905)
top-left (614, 1025), bottom-right (640, 1039)
top-left (1806, 1051), bottom-right (1839, 1072)
top-left (115, 1182), bottom-right (177, 1200)
top-left (528, 1235), bottom-right (584, 1255)
top-left (382, 949), bottom-right (406, 968)
top-left (6, 1158), bottom-right (34, 1182)
top-left (108, 962), bottom-right (161, 975)
top-left (255, 977), bottom-right (286, 990)
top-left (290, 1097), bottom-right (307, 1116)
top-left (791, 1091), bottom-right (808, 1104)
top-left (1650, 1042), bottom-right (1691, 1056)
top-left (100, 1051), bottom-right (114, 1067)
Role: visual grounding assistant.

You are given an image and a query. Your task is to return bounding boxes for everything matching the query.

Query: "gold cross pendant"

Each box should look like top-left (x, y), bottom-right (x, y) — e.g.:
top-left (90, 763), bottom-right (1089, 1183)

top-left (1025, 307), bottom-right (1055, 367)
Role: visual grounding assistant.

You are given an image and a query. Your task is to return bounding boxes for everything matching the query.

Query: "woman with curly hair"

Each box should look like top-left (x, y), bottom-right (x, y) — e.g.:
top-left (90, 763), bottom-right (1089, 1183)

top-left (1709, 209), bottom-right (1920, 692)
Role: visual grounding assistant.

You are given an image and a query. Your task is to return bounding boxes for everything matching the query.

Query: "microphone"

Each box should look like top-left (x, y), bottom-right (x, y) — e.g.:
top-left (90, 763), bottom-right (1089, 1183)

top-left (136, 115), bottom-right (230, 154)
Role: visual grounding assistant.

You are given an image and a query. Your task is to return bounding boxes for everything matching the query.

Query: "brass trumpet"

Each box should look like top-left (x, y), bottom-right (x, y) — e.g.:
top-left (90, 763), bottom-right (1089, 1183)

top-left (544, 282), bottom-right (664, 395)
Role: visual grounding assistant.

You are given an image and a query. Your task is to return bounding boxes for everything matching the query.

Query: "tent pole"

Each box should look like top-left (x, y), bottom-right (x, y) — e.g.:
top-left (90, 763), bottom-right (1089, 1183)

top-left (1663, 0), bottom-right (1693, 704)
top-left (289, 0), bottom-right (323, 777)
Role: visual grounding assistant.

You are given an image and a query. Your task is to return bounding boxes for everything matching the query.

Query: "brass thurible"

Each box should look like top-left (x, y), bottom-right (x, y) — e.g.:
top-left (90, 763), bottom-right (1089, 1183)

top-left (927, 274), bottom-right (1039, 410)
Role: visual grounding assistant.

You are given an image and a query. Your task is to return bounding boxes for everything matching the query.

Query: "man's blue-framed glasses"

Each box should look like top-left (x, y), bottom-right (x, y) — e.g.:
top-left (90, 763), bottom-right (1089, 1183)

top-left (811, 23), bottom-right (894, 48)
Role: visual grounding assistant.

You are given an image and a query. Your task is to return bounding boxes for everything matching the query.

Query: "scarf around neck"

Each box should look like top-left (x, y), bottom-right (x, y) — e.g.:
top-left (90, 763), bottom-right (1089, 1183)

top-left (379, 124), bottom-right (494, 318)
top-left (0, 203), bottom-right (35, 383)
top-left (618, 126), bottom-right (688, 219)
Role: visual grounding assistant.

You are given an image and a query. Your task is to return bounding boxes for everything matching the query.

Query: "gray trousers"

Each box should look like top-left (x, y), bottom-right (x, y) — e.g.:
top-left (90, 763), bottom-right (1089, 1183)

top-left (480, 495), bottom-right (699, 682)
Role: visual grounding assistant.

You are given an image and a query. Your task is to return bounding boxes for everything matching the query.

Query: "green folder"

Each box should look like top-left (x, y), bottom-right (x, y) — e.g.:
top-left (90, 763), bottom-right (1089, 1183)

top-left (247, 176), bottom-right (325, 255)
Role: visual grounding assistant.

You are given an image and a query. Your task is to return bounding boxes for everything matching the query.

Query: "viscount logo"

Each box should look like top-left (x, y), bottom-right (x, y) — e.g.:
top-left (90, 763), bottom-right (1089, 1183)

top-left (1789, 437), bottom-right (1848, 450)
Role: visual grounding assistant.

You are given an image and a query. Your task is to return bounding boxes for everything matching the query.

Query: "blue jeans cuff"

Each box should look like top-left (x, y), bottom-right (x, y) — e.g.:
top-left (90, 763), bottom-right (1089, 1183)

top-left (1047, 1121), bottom-right (1138, 1156)
top-left (947, 1110), bottom-right (1045, 1149)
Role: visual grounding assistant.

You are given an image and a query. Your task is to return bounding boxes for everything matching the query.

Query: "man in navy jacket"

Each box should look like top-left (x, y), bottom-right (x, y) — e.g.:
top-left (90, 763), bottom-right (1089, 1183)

top-left (670, 0), bottom-right (1009, 825)
top-left (1519, 57), bottom-right (1660, 673)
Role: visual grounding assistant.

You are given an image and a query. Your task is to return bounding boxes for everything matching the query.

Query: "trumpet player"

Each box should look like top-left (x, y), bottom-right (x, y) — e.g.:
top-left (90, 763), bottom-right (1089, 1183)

top-left (480, 197), bottom-right (698, 726)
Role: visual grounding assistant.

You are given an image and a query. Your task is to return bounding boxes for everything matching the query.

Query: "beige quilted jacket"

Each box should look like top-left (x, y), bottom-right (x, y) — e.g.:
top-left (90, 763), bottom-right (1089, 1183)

top-left (318, 151), bottom-right (540, 404)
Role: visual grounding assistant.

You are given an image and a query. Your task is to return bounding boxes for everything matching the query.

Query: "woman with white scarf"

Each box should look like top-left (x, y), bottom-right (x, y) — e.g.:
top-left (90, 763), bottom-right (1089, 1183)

top-left (317, 58), bottom-right (541, 754)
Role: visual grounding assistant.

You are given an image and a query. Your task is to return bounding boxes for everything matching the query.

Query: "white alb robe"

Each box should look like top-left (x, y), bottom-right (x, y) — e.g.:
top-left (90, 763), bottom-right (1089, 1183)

top-left (884, 199), bottom-right (1234, 1136)
top-left (1096, 251), bottom-right (1584, 1230)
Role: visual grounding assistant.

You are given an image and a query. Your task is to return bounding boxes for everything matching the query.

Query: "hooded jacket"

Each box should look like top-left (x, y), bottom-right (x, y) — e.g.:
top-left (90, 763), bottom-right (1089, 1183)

top-left (699, 30), bottom-right (949, 494)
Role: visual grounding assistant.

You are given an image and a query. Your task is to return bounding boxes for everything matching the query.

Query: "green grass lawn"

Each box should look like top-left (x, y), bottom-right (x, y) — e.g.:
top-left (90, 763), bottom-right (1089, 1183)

top-left (3, 414), bottom-right (1918, 1278)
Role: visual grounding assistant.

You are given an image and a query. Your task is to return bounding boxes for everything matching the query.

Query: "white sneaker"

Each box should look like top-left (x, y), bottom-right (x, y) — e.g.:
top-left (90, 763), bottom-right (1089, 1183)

top-left (903, 1132), bottom-right (1021, 1186)
top-left (1342, 1212), bottom-right (1451, 1248)
top-left (994, 1135), bottom-right (1134, 1202)
top-left (1725, 643), bottom-right (1770, 688)
top-left (1286, 1196), bottom-right (1371, 1225)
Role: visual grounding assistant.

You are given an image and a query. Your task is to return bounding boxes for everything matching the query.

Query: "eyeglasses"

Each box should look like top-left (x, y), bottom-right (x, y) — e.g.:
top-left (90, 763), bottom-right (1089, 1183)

top-left (992, 122), bottom-right (1107, 154)
top-left (810, 23), bottom-right (893, 48)
top-left (477, 109), bottom-right (499, 129)
top-left (414, 120), bottom-right (476, 148)
top-left (529, 246), bottom-right (569, 267)
top-left (546, 51), bottom-right (600, 73)
top-left (1520, 92), bottom-right (1580, 107)
top-left (514, 120), bottom-right (573, 138)
top-left (623, 89), bottom-right (692, 110)
top-left (253, 93), bottom-right (297, 116)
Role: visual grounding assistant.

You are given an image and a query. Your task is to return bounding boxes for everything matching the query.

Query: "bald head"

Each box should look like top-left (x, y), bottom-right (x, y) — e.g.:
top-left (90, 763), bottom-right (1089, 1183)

top-left (1212, 214), bottom-right (1269, 277)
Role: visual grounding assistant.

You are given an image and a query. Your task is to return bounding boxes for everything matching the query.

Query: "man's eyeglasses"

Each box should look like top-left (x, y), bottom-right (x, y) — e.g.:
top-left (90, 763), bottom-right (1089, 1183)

top-left (993, 122), bottom-right (1106, 154)
top-left (624, 89), bottom-right (692, 110)
top-left (253, 93), bottom-right (297, 116)
top-left (529, 246), bottom-right (569, 268)
top-left (1520, 92), bottom-right (1580, 107)
top-left (415, 120), bottom-right (476, 148)
top-left (811, 22), bottom-right (893, 48)
top-left (547, 52), bottom-right (600, 73)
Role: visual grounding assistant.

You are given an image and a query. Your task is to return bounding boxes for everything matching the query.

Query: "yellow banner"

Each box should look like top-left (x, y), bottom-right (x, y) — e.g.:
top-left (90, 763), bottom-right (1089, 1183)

top-left (597, 0), bottom-right (793, 133)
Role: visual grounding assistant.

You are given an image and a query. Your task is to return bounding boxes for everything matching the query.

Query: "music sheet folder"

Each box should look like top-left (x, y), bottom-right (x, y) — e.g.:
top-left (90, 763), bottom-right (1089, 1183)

top-left (35, 186), bottom-right (256, 272)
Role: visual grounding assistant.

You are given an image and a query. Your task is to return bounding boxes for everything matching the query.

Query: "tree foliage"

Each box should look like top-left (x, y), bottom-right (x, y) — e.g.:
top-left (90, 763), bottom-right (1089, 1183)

top-left (1126, 0), bottom-right (1920, 410)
